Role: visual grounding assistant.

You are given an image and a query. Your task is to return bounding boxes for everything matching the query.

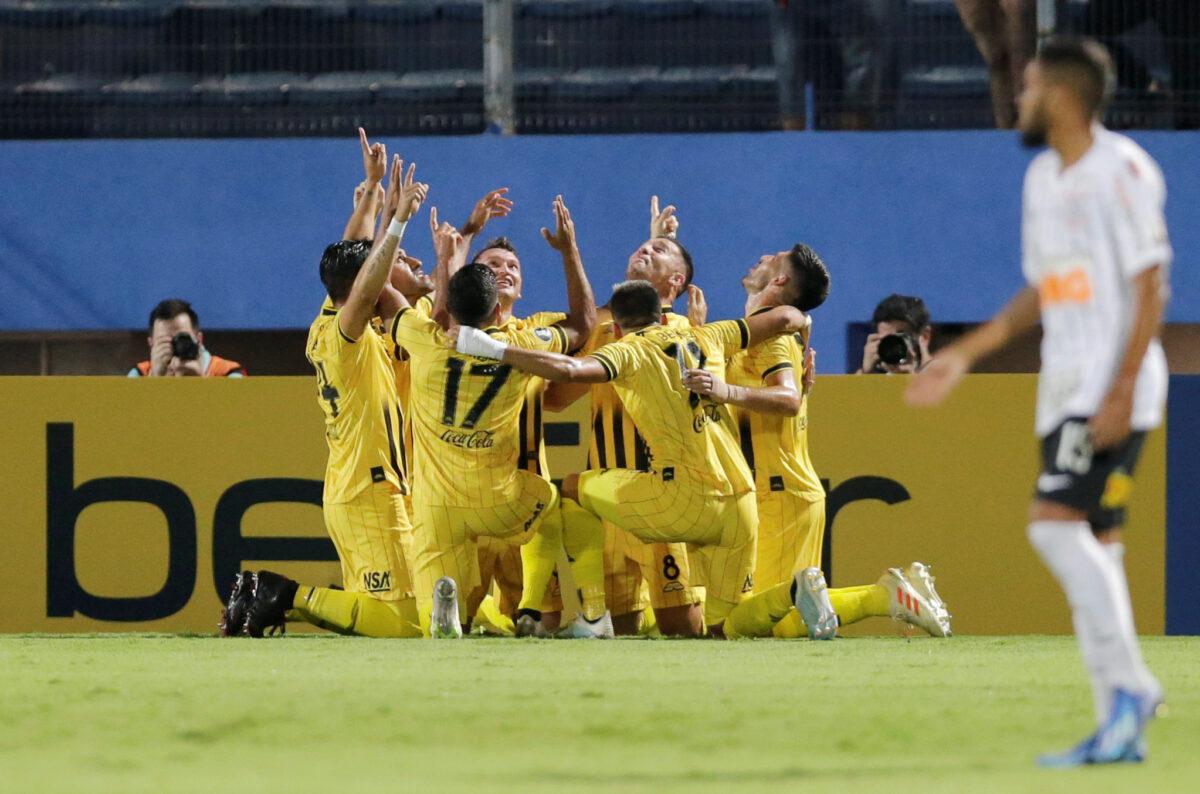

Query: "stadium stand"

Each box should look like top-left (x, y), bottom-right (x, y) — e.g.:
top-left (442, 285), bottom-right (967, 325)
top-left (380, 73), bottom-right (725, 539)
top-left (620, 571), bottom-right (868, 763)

top-left (0, 1), bottom-right (1194, 136)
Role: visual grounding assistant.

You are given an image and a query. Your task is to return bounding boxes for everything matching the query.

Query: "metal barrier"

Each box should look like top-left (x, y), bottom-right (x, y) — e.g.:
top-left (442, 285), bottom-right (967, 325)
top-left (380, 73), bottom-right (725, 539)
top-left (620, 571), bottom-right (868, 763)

top-left (0, 0), bottom-right (1195, 138)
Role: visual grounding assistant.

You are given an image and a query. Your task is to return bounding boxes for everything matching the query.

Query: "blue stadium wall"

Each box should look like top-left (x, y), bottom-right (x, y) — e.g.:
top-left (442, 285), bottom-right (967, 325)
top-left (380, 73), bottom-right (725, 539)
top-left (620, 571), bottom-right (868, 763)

top-left (2, 131), bottom-right (1198, 372)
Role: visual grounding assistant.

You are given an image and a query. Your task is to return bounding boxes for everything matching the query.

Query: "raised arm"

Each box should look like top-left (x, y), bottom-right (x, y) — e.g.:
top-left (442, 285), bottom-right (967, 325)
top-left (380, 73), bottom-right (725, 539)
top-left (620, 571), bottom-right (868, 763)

top-left (428, 207), bottom-right (471, 330)
top-left (342, 128), bottom-right (387, 240)
top-left (541, 195), bottom-right (597, 351)
top-left (461, 188), bottom-right (513, 250)
top-left (683, 366), bottom-right (800, 416)
top-left (338, 155), bottom-right (428, 341)
top-left (906, 286), bottom-right (1040, 407)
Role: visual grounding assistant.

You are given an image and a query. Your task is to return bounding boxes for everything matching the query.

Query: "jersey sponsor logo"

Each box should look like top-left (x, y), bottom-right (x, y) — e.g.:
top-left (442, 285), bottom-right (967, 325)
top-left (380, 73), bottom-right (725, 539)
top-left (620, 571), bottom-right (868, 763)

top-left (362, 571), bottom-right (392, 593)
top-left (1038, 267), bottom-right (1093, 306)
top-left (692, 402), bottom-right (723, 432)
top-left (439, 428), bottom-right (497, 449)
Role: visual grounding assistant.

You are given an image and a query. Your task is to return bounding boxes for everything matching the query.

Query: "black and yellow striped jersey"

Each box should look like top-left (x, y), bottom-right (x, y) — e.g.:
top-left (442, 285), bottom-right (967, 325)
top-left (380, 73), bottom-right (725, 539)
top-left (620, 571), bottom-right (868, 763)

top-left (726, 309), bottom-right (824, 500)
top-left (586, 310), bottom-right (688, 472)
top-left (588, 318), bottom-right (755, 497)
top-left (306, 298), bottom-right (406, 504)
top-left (503, 311), bottom-right (566, 482)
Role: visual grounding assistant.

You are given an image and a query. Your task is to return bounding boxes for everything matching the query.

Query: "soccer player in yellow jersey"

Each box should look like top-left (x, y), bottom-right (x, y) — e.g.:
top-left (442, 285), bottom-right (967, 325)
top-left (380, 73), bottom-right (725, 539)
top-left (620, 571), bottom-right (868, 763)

top-left (543, 197), bottom-right (705, 637)
top-left (394, 198), bottom-right (611, 638)
top-left (223, 146), bottom-right (431, 638)
top-left (681, 243), bottom-right (952, 640)
top-left (456, 279), bottom-right (810, 635)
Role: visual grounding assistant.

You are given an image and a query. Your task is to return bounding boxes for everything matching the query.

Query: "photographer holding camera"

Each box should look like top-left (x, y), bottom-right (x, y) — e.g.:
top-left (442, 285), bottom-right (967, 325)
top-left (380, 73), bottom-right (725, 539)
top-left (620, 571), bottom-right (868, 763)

top-left (129, 299), bottom-right (246, 377)
top-left (858, 294), bottom-right (933, 374)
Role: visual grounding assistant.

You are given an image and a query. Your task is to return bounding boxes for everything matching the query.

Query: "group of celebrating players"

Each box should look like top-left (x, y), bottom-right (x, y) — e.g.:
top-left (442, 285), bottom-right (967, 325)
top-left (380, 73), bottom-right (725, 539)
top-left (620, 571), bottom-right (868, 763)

top-left (216, 128), bottom-right (951, 643)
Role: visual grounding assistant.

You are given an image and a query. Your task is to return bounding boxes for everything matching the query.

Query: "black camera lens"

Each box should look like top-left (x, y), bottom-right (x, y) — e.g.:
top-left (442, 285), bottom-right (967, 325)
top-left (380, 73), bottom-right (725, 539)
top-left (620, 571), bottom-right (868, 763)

top-left (171, 332), bottom-right (200, 361)
top-left (877, 333), bottom-right (913, 367)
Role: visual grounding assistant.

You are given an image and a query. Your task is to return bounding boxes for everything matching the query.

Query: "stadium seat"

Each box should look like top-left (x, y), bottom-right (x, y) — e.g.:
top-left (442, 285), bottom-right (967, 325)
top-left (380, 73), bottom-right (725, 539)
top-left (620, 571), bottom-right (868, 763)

top-left (102, 71), bottom-right (199, 105)
top-left (193, 71), bottom-right (303, 105)
top-left (519, 0), bottom-right (614, 19)
top-left (613, 0), bottom-right (696, 20)
top-left (289, 71), bottom-right (398, 105)
top-left (640, 65), bottom-right (724, 98)
top-left (10, 73), bottom-right (105, 105)
top-left (374, 70), bottom-right (483, 103)
top-left (547, 66), bottom-right (651, 100)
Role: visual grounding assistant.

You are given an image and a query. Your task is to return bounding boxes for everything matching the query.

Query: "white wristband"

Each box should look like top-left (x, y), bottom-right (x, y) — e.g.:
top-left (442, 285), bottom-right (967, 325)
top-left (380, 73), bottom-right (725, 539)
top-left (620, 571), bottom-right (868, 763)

top-left (386, 218), bottom-right (407, 240)
top-left (456, 327), bottom-right (508, 360)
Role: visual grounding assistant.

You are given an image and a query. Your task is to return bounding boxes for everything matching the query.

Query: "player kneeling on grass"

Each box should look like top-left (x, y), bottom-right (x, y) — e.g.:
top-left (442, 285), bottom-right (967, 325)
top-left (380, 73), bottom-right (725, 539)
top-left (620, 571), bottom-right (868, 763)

top-left (685, 242), bottom-right (951, 640)
top-left (222, 151), bottom-right (429, 638)
top-left (396, 200), bottom-right (612, 639)
top-left (455, 280), bottom-right (813, 635)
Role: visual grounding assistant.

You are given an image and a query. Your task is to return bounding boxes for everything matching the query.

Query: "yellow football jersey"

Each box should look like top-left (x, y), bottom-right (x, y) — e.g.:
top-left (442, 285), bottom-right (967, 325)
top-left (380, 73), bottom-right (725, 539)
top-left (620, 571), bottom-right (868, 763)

top-left (392, 308), bottom-right (569, 506)
top-left (503, 311), bottom-right (566, 481)
top-left (586, 310), bottom-right (688, 470)
top-left (394, 295), bottom-right (435, 474)
top-left (726, 312), bottom-right (824, 500)
top-left (588, 318), bottom-right (754, 496)
top-left (306, 299), bottom-right (406, 504)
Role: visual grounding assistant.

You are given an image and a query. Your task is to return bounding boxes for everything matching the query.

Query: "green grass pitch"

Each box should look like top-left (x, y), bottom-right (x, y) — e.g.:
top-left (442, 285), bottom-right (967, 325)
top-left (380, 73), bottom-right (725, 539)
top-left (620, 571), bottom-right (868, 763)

top-left (2, 635), bottom-right (1197, 793)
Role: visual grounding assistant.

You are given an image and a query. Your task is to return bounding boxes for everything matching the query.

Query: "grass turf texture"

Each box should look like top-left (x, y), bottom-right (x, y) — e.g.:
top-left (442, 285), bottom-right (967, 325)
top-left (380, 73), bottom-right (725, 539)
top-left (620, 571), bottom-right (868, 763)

top-left (1, 636), bottom-right (1197, 793)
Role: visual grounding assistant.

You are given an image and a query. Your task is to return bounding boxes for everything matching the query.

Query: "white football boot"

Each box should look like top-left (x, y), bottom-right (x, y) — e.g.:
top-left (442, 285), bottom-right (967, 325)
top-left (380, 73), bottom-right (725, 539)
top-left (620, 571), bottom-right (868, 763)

top-left (429, 576), bottom-right (464, 639)
top-left (557, 610), bottom-right (615, 639)
top-left (878, 568), bottom-right (950, 637)
top-left (903, 562), bottom-right (952, 637)
top-left (794, 567), bottom-right (838, 640)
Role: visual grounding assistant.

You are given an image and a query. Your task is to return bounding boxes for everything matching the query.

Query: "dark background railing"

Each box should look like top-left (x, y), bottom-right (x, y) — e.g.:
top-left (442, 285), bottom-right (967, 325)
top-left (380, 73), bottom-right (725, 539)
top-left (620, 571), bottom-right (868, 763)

top-left (0, 0), bottom-right (1195, 138)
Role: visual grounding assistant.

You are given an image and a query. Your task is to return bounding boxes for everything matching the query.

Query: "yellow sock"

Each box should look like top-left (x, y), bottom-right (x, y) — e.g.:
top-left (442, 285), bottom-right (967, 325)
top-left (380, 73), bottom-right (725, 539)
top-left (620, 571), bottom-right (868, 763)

top-left (293, 586), bottom-right (422, 638)
top-left (518, 493), bottom-right (563, 614)
top-left (830, 584), bottom-right (890, 626)
top-left (724, 582), bottom-right (794, 638)
top-left (473, 593), bottom-right (516, 636)
top-left (560, 497), bottom-right (607, 621)
top-left (638, 606), bottom-right (660, 638)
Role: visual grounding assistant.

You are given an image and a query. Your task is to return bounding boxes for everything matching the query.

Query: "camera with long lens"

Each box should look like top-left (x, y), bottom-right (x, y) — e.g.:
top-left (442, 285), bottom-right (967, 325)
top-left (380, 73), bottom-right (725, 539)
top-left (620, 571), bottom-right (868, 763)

top-left (877, 332), bottom-right (919, 368)
top-left (171, 332), bottom-right (200, 361)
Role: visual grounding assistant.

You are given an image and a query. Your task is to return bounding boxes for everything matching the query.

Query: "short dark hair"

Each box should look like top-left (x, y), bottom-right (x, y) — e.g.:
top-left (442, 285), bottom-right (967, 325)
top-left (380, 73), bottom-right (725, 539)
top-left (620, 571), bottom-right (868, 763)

top-left (448, 263), bottom-right (499, 327)
top-left (1036, 37), bottom-right (1114, 118)
top-left (609, 280), bottom-right (661, 330)
top-left (872, 294), bottom-right (930, 333)
top-left (473, 236), bottom-right (518, 261)
top-left (319, 239), bottom-right (372, 303)
top-left (666, 238), bottom-right (694, 290)
top-left (148, 299), bottom-right (199, 333)
top-left (786, 243), bottom-right (830, 312)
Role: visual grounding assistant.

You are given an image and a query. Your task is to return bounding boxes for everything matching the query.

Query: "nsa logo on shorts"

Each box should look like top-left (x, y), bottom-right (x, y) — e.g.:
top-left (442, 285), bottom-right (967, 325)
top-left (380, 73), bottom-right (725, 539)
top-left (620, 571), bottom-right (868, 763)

top-left (363, 571), bottom-right (392, 593)
top-left (534, 328), bottom-right (554, 343)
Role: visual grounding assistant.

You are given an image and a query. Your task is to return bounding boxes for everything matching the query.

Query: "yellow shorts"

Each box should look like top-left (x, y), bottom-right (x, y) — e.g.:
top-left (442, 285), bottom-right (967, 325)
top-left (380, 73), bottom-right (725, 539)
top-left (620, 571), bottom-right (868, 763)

top-left (323, 482), bottom-right (414, 602)
top-left (578, 467), bottom-right (757, 622)
top-left (411, 470), bottom-right (556, 622)
top-left (755, 492), bottom-right (827, 591)
top-left (603, 525), bottom-right (700, 617)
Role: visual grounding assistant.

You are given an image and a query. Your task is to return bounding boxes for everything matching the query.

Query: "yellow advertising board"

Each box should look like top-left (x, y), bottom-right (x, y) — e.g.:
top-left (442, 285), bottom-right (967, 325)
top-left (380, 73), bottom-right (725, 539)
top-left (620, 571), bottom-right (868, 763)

top-left (0, 376), bottom-right (1165, 634)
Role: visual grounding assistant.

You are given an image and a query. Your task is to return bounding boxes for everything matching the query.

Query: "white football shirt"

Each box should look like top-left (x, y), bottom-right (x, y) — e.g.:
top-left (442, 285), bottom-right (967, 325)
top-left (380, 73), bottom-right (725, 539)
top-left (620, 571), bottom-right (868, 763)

top-left (1021, 126), bottom-right (1172, 438)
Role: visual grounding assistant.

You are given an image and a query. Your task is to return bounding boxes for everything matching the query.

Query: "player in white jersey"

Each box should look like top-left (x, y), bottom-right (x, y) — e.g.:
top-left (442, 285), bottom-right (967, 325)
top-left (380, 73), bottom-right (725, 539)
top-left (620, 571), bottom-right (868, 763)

top-left (909, 38), bottom-right (1167, 767)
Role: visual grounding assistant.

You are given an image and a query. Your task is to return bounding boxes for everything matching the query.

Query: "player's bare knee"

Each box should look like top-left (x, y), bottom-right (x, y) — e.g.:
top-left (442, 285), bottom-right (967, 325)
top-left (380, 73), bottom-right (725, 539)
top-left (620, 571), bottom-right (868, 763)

top-left (654, 604), bottom-right (704, 638)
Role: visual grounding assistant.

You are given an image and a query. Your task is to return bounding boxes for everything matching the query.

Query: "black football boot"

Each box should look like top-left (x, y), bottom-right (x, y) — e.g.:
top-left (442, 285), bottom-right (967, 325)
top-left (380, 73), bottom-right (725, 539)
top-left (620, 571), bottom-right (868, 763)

top-left (242, 570), bottom-right (299, 638)
top-left (218, 571), bottom-right (256, 637)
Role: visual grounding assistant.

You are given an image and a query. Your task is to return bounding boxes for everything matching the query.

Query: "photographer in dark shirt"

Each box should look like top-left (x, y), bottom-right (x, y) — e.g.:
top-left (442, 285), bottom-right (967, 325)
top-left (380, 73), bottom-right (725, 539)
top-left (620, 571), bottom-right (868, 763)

top-left (129, 299), bottom-right (245, 378)
top-left (858, 294), bottom-right (933, 374)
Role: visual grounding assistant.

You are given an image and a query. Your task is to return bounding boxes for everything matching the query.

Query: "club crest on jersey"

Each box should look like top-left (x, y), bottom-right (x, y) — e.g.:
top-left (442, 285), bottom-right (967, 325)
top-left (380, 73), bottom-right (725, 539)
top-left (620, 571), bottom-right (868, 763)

top-left (440, 429), bottom-right (496, 449)
top-left (533, 327), bottom-right (554, 343)
top-left (363, 571), bottom-right (392, 593)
